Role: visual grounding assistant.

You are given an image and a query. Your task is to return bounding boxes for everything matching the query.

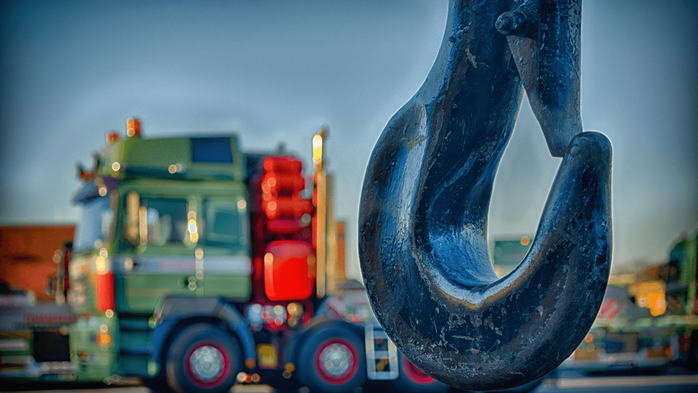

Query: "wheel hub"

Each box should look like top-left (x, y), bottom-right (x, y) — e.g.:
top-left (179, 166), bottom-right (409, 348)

top-left (319, 343), bottom-right (352, 378)
top-left (189, 345), bottom-right (225, 382)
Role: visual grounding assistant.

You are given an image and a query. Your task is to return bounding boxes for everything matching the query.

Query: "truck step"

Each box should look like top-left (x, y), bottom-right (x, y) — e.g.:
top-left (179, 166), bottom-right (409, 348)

top-left (364, 323), bottom-right (398, 380)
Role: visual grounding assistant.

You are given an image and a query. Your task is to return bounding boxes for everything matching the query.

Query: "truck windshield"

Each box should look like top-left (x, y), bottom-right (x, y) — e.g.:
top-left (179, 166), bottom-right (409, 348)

top-left (74, 196), bottom-right (113, 253)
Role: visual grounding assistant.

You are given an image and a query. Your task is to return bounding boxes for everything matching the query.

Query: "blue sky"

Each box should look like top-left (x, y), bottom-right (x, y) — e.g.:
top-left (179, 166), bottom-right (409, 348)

top-left (1, 0), bottom-right (696, 278)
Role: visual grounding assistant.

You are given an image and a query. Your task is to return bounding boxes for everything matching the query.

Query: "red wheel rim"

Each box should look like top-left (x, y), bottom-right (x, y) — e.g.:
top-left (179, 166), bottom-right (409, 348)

top-left (314, 338), bottom-right (359, 385)
top-left (184, 341), bottom-right (231, 388)
top-left (402, 356), bottom-right (436, 385)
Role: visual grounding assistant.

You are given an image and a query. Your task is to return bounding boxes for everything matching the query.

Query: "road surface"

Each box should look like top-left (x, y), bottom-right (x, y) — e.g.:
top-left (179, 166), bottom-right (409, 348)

top-left (3, 374), bottom-right (698, 393)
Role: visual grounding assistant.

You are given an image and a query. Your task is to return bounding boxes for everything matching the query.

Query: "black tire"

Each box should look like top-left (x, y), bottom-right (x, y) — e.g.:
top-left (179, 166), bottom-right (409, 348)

top-left (391, 354), bottom-right (449, 393)
top-left (165, 323), bottom-right (241, 393)
top-left (295, 325), bottom-right (366, 393)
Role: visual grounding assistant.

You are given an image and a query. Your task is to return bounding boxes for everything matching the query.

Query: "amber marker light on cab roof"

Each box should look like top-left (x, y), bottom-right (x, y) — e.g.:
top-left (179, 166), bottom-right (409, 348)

top-left (126, 117), bottom-right (141, 137)
top-left (106, 131), bottom-right (120, 144)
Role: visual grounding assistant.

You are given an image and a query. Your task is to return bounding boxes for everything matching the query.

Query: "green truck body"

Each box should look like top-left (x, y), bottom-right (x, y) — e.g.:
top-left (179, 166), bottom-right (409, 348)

top-left (26, 120), bottom-right (449, 393)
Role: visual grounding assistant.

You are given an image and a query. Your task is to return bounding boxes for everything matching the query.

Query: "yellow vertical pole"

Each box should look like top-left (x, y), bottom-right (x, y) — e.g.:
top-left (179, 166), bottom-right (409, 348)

top-left (313, 129), bottom-right (328, 298)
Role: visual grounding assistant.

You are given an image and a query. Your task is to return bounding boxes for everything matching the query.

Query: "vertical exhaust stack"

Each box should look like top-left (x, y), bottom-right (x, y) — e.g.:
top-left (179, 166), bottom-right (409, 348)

top-left (311, 127), bottom-right (346, 298)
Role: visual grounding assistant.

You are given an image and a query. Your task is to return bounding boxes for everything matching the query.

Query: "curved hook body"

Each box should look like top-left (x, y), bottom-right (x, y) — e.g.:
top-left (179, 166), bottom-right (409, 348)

top-left (359, 0), bottom-right (611, 390)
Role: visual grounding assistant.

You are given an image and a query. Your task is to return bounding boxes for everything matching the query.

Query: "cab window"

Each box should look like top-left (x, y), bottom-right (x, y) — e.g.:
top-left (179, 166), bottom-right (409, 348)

top-left (203, 198), bottom-right (248, 248)
top-left (144, 198), bottom-right (188, 245)
top-left (124, 196), bottom-right (189, 246)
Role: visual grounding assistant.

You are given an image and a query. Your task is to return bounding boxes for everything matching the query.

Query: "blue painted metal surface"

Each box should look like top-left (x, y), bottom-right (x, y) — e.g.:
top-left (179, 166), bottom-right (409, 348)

top-left (359, 0), bottom-right (612, 390)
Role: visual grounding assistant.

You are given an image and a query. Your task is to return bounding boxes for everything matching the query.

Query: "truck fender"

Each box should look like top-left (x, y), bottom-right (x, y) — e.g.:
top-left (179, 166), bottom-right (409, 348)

top-left (152, 296), bottom-right (256, 370)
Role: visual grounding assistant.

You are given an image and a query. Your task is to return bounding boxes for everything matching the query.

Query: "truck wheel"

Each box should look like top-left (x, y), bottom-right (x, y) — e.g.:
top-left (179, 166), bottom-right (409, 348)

top-left (165, 323), bottom-right (241, 393)
top-left (391, 354), bottom-right (448, 393)
top-left (296, 325), bottom-right (366, 393)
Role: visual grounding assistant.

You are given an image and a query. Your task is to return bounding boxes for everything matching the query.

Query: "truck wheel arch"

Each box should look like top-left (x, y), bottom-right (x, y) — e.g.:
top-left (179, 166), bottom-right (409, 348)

top-left (152, 297), bottom-right (256, 372)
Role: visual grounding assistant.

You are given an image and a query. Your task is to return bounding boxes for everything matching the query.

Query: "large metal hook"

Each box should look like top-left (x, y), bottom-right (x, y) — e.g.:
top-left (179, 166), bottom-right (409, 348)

top-left (359, 0), bottom-right (611, 390)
